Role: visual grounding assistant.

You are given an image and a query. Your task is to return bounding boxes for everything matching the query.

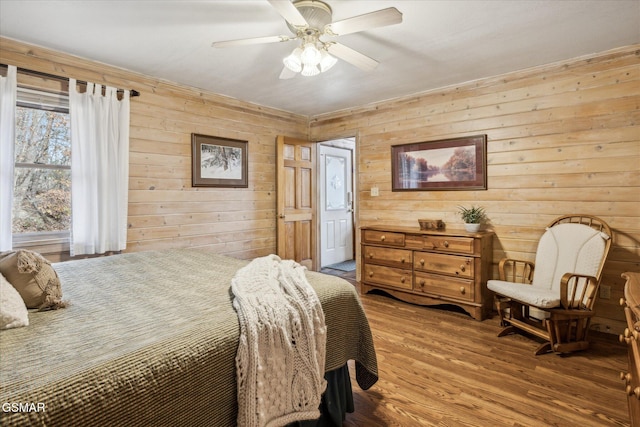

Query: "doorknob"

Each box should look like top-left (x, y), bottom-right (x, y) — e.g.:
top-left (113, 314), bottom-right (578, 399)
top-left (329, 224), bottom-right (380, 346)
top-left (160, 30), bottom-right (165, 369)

top-left (278, 214), bottom-right (285, 219)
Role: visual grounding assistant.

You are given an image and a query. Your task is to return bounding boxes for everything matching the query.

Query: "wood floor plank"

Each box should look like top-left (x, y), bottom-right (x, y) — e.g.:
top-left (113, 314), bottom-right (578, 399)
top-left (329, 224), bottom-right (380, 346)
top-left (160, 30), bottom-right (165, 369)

top-left (341, 288), bottom-right (629, 427)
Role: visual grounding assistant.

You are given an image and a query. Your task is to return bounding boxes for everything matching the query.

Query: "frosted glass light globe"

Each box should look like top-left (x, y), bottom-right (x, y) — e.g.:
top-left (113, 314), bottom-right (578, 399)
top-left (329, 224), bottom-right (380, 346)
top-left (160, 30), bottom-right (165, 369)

top-left (301, 43), bottom-right (321, 66)
top-left (301, 64), bottom-right (320, 77)
top-left (283, 47), bottom-right (302, 72)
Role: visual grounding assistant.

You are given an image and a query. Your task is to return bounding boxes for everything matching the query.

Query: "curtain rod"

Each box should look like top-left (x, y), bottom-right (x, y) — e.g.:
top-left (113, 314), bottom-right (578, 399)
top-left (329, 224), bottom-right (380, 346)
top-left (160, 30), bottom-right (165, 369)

top-left (0, 64), bottom-right (140, 97)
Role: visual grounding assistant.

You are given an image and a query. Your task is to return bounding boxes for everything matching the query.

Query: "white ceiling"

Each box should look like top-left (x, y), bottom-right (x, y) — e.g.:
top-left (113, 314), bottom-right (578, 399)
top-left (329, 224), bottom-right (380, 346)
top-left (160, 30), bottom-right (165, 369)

top-left (1, 1), bottom-right (638, 116)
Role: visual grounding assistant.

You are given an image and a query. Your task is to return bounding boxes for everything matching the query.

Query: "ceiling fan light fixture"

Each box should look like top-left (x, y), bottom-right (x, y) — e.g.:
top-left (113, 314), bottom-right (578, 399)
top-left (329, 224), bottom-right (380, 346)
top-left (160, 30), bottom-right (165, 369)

top-left (214, 2), bottom-right (403, 80)
top-left (319, 50), bottom-right (337, 72)
top-left (283, 47), bottom-right (303, 72)
top-left (301, 63), bottom-right (320, 77)
top-left (301, 43), bottom-right (321, 66)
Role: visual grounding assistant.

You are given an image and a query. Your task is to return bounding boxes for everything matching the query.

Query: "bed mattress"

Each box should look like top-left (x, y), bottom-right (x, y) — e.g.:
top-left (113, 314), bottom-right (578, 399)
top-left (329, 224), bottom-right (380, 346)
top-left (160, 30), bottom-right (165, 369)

top-left (0, 249), bottom-right (377, 426)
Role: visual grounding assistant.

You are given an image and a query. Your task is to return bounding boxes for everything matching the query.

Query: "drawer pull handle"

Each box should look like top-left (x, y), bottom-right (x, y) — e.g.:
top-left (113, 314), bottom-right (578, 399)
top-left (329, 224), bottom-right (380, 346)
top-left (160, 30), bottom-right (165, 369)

top-left (460, 286), bottom-right (466, 294)
top-left (443, 241), bottom-right (449, 248)
top-left (460, 265), bottom-right (466, 272)
top-left (368, 271), bottom-right (373, 277)
top-left (619, 330), bottom-right (632, 344)
top-left (400, 258), bottom-right (405, 263)
top-left (400, 277), bottom-right (405, 283)
top-left (620, 335), bottom-right (632, 344)
top-left (621, 372), bottom-right (632, 384)
top-left (419, 280), bottom-right (425, 287)
top-left (620, 297), bottom-right (626, 306)
top-left (380, 235), bottom-right (386, 241)
top-left (625, 385), bottom-right (640, 398)
top-left (420, 259), bottom-right (425, 266)
top-left (368, 253), bottom-right (373, 258)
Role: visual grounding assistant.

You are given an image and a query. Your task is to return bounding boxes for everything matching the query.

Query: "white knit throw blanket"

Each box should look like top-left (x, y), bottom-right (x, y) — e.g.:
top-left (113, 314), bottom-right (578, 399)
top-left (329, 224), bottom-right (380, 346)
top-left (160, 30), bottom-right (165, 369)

top-left (231, 255), bottom-right (327, 427)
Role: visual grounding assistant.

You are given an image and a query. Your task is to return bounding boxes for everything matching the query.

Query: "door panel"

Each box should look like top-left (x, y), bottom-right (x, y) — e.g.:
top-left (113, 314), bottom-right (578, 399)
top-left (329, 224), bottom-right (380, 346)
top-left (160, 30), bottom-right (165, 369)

top-left (276, 136), bottom-right (316, 270)
top-left (300, 168), bottom-right (311, 208)
top-left (326, 222), bottom-right (336, 249)
top-left (284, 167), bottom-right (296, 208)
top-left (339, 219), bottom-right (349, 246)
top-left (320, 145), bottom-right (354, 267)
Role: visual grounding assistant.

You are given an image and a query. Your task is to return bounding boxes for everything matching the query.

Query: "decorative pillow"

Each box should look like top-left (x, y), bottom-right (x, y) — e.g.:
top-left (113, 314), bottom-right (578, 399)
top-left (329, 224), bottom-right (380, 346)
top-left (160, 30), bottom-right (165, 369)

top-left (0, 250), bottom-right (68, 311)
top-left (0, 272), bottom-right (29, 329)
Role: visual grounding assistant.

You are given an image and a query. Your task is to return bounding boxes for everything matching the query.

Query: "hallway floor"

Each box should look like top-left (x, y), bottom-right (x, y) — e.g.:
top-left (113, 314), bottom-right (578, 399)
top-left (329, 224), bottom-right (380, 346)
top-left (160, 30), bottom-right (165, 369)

top-left (319, 264), bottom-right (356, 285)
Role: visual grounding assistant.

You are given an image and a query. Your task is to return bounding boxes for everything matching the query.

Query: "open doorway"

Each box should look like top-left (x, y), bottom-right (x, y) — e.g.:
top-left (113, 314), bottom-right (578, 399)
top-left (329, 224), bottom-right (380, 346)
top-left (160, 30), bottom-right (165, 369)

top-left (318, 137), bottom-right (356, 277)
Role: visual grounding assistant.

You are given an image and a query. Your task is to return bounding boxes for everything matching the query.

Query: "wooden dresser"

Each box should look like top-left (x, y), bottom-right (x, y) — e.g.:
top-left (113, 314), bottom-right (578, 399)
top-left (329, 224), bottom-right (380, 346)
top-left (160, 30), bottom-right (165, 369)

top-left (621, 271), bottom-right (640, 426)
top-left (360, 225), bottom-right (494, 320)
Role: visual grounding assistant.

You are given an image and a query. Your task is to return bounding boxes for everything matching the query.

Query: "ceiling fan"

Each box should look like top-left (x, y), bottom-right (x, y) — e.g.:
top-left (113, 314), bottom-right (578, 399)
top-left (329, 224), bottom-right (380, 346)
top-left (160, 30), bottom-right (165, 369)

top-left (212, 0), bottom-right (403, 79)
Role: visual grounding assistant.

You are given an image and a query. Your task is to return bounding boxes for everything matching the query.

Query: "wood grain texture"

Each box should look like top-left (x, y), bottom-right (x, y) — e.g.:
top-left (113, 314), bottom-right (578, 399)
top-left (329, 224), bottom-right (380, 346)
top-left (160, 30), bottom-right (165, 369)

top-left (622, 272), bottom-right (640, 425)
top-left (277, 136), bottom-right (317, 269)
top-left (1, 37), bottom-right (308, 261)
top-left (310, 44), bottom-right (640, 333)
top-left (343, 288), bottom-right (629, 426)
top-left (1, 37), bottom-right (637, 332)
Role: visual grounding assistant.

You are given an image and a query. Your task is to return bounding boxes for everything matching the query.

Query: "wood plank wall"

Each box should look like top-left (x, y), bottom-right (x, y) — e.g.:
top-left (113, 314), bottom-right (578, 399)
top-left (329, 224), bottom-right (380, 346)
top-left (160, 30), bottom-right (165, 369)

top-left (309, 44), bottom-right (640, 332)
top-left (1, 37), bottom-right (638, 331)
top-left (0, 37), bottom-right (308, 261)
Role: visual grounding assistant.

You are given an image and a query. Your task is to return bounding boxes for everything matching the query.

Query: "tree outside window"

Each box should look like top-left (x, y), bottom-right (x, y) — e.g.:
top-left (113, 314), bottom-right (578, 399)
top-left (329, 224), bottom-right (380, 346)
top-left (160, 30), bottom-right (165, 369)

top-left (12, 98), bottom-right (71, 234)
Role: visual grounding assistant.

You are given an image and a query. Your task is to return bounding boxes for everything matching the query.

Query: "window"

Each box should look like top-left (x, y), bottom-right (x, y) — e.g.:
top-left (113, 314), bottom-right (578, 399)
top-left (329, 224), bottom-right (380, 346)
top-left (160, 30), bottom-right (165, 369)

top-left (12, 88), bottom-right (70, 239)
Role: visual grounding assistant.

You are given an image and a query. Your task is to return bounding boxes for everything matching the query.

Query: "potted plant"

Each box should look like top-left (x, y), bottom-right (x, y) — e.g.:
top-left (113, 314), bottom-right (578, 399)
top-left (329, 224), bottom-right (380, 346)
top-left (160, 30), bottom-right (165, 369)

top-left (457, 205), bottom-right (486, 232)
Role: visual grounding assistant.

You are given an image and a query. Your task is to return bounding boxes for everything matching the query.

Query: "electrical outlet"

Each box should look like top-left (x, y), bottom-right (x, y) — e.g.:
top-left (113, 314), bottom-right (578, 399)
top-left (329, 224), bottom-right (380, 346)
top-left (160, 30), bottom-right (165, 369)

top-left (600, 285), bottom-right (611, 300)
top-left (371, 187), bottom-right (379, 197)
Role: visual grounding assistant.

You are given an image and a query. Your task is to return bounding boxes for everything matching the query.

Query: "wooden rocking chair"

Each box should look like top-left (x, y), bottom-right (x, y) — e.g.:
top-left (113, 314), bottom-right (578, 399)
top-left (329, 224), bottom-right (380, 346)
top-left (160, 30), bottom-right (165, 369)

top-left (487, 215), bottom-right (612, 355)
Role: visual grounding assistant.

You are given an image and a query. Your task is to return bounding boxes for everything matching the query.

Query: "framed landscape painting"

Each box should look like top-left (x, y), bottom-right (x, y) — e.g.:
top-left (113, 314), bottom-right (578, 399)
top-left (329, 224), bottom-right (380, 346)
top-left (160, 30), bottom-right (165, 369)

top-left (191, 134), bottom-right (248, 188)
top-left (391, 135), bottom-right (487, 191)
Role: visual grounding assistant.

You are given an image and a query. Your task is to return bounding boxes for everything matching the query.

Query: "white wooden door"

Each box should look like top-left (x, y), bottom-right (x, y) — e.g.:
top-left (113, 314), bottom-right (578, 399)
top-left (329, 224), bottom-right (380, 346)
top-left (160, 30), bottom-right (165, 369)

top-left (319, 145), bottom-right (353, 267)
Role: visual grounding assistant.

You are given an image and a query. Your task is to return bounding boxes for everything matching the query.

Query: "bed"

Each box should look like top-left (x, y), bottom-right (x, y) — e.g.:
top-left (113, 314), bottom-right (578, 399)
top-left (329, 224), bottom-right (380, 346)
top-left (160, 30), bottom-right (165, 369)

top-left (0, 249), bottom-right (378, 426)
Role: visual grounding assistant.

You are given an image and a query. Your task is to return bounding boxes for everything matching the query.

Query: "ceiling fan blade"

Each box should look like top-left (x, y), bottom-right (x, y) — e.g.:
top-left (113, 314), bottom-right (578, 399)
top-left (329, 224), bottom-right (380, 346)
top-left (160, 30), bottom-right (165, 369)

top-left (325, 7), bottom-right (402, 36)
top-left (327, 43), bottom-right (378, 72)
top-left (279, 66), bottom-right (298, 80)
top-left (212, 35), bottom-right (293, 48)
top-left (268, 0), bottom-right (309, 28)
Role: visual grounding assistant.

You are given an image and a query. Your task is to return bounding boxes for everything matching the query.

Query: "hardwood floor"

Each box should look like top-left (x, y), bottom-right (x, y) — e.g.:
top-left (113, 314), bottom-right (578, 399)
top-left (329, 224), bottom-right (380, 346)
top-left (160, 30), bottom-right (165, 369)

top-left (320, 268), bottom-right (630, 426)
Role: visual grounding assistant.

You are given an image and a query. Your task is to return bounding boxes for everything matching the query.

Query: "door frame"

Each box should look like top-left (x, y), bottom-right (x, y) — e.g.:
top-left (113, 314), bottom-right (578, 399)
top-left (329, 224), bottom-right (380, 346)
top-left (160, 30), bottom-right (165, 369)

top-left (316, 137), bottom-right (357, 269)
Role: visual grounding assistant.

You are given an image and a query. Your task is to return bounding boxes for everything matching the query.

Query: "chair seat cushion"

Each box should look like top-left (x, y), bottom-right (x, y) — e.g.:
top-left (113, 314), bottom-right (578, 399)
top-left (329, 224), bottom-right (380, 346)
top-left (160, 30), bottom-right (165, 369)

top-left (488, 279), bottom-right (561, 308)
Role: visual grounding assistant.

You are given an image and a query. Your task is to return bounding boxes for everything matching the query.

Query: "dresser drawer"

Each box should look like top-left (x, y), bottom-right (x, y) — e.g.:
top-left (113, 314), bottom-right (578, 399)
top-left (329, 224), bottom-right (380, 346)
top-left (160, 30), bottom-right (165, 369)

top-left (363, 264), bottom-right (412, 290)
top-left (359, 226), bottom-right (493, 321)
top-left (622, 272), bottom-right (640, 425)
top-left (414, 272), bottom-right (474, 301)
top-left (363, 230), bottom-right (405, 247)
top-left (363, 245), bottom-right (412, 269)
top-left (628, 338), bottom-right (640, 398)
top-left (623, 306), bottom-right (640, 411)
top-left (414, 252), bottom-right (473, 278)
top-left (423, 236), bottom-right (474, 254)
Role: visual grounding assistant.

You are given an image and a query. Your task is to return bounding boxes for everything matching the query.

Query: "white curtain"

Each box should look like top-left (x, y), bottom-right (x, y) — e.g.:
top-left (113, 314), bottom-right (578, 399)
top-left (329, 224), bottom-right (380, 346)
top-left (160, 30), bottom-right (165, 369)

top-left (0, 65), bottom-right (17, 251)
top-left (69, 79), bottom-right (130, 256)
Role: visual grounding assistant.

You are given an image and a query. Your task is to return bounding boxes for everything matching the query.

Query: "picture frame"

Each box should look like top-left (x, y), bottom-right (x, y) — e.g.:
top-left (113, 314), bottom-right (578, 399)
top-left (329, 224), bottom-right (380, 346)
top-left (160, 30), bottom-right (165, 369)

top-left (391, 135), bottom-right (487, 191)
top-left (191, 134), bottom-right (248, 188)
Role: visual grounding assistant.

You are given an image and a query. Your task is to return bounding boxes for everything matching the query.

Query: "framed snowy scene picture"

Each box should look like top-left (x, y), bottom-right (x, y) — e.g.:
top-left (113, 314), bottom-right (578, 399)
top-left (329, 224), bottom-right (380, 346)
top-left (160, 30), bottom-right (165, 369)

top-left (191, 134), bottom-right (248, 188)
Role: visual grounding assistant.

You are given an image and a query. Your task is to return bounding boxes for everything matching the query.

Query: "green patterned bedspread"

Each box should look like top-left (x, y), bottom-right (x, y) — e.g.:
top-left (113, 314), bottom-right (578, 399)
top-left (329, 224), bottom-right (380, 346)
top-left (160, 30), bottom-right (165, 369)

top-left (0, 249), bottom-right (377, 426)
